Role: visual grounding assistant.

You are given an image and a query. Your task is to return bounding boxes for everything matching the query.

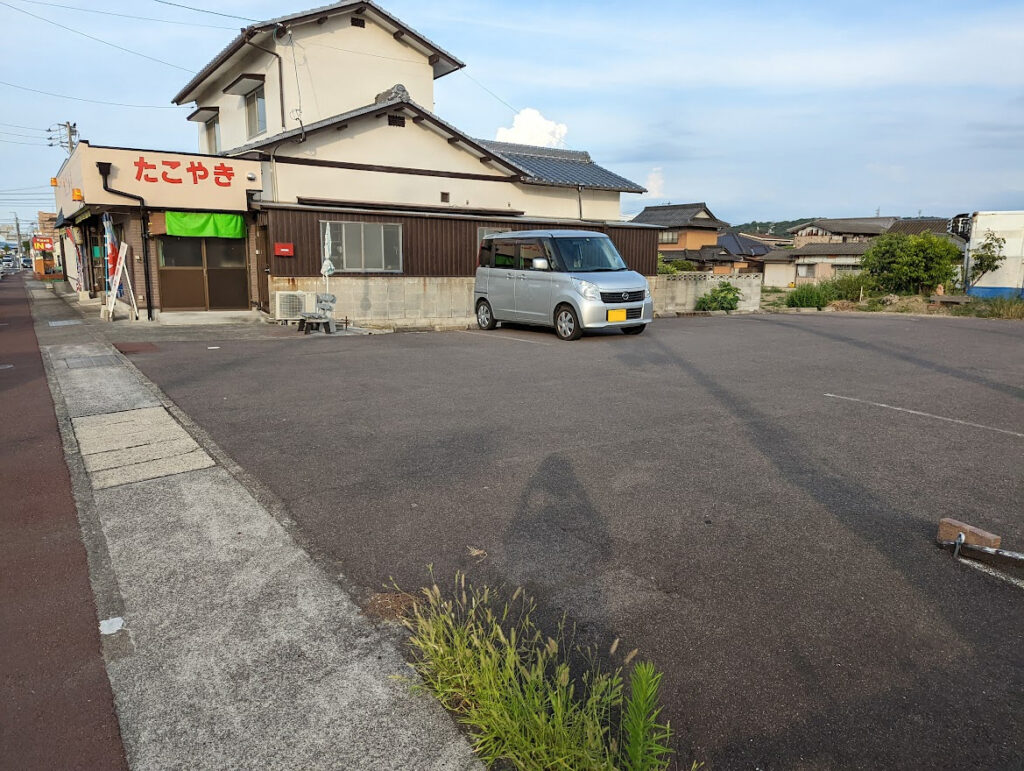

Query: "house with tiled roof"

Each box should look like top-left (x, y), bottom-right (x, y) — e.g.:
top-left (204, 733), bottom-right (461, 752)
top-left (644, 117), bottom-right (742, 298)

top-left (787, 217), bottom-right (897, 248)
top-left (54, 1), bottom-right (654, 326)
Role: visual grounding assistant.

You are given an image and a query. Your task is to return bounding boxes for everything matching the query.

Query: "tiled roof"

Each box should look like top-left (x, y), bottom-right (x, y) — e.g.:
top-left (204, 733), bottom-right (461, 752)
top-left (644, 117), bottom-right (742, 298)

top-left (787, 217), bottom-right (897, 235)
top-left (718, 232), bottom-right (771, 257)
top-left (763, 242), bottom-right (872, 261)
top-left (476, 140), bottom-right (646, 193)
top-left (885, 217), bottom-right (965, 245)
top-left (632, 203), bottom-right (729, 230)
top-left (663, 246), bottom-right (738, 264)
top-left (172, 0), bottom-right (464, 104)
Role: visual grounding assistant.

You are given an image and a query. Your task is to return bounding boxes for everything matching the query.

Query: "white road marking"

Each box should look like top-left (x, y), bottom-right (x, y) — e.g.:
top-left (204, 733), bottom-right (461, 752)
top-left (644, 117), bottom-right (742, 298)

top-left (460, 330), bottom-right (554, 346)
top-left (958, 557), bottom-right (1024, 591)
top-left (825, 393), bottom-right (1024, 438)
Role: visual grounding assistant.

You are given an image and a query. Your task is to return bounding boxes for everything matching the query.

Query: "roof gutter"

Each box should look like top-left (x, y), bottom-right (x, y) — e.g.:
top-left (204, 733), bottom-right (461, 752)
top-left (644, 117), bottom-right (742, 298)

top-left (244, 29), bottom-right (287, 131)
top-left (96, 161), bottom-right (154, 321)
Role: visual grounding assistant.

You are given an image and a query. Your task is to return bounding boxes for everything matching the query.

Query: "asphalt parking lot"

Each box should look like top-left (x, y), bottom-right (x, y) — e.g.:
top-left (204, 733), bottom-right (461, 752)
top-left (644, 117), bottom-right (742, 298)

top-left (124, 314), bottom-right (1023, 769)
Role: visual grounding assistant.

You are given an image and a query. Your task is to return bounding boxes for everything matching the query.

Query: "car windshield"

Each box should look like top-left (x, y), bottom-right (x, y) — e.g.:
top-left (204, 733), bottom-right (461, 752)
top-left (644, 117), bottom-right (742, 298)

top-left (554, 237), bottom-right (627, 272)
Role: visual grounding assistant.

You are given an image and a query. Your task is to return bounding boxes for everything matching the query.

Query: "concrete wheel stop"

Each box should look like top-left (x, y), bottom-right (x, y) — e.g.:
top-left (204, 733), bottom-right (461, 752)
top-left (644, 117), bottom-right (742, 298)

top-left (936, 518), bottom-right (1024, 582)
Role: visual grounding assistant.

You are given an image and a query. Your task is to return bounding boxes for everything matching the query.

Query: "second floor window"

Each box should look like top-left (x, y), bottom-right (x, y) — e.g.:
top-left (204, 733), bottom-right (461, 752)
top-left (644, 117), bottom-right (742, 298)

top-left (246, 86), bottom-right (266, 138)
top-left (205, 116), bottom-right (220, 153)
top-left (658, 230), bottom-right (679, 244)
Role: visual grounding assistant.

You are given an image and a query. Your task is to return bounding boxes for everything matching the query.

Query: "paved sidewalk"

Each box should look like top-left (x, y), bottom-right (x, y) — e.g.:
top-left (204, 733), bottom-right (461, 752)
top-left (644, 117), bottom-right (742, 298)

top-left (0, 274), bottom-right (127, 770)
top-left (29, 282), bottom-right (479, 770)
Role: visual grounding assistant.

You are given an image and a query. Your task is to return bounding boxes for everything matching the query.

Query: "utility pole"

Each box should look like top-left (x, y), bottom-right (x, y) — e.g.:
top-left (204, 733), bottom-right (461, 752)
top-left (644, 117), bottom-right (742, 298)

top-left (46, 121), bottom-right (78, 156)
top-left (13, 213), bottom-right (23, 258)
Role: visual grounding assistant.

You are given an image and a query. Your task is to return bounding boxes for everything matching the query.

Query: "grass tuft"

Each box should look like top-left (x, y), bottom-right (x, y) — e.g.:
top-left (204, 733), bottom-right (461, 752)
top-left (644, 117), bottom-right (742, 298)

top-left (403, 572), bottom-right (682, 770)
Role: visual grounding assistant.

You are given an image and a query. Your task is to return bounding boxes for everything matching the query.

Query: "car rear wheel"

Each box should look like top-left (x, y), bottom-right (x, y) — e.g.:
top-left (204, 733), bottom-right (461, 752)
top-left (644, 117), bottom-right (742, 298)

top-left (476, 299), bottom-right (496, 330)
top-left (554, 305), bottom-right (582, 341)
top-left (621, 325), bottom-right (646, 335)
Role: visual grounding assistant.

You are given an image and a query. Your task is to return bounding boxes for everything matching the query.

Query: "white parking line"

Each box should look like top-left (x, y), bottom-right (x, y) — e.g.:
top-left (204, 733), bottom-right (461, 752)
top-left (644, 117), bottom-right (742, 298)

top-left (460, 330), bottom-right (554, 346)
top-left (825, 393), bottom-right (1024, 438)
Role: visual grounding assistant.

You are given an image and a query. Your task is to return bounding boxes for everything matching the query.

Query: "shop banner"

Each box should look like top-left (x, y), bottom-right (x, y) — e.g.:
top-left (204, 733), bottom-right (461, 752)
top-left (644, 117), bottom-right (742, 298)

top-left (165, 211), bottom-right (246, 239)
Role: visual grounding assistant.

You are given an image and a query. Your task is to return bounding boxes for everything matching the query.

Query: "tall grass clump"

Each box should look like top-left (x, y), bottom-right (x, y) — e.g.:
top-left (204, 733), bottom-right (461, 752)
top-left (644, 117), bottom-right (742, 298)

top-left (695, 281), bottom-right (741, 311)
top-left (952, 296), bottom-right (1024, 320)
top-left (785, 282), bottom-right (837, 308)
top-left (404, 573), bottom-right (680, 770)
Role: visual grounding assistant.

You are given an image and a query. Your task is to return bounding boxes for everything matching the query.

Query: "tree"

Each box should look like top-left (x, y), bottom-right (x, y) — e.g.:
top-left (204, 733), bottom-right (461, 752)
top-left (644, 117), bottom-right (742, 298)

top-left (968, 230), bottom-right (1006, 288)
top-left (860, 232), bottom-right (959, 294)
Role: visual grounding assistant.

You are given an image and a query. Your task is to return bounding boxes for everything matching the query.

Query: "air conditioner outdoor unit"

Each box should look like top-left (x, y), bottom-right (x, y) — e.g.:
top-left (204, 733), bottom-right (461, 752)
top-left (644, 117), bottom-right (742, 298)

top-left (273, 291), bottom-right (315, 320)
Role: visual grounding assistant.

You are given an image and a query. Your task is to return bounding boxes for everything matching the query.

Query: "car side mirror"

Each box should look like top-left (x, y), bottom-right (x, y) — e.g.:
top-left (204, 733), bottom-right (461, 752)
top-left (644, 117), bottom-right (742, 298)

top-left (532, 257), bottom-right (549, 271)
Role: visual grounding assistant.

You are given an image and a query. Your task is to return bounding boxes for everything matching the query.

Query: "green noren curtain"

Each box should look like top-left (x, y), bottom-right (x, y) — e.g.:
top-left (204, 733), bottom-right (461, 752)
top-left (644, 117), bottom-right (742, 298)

top-left (165, 211), bottom-right (246, 239)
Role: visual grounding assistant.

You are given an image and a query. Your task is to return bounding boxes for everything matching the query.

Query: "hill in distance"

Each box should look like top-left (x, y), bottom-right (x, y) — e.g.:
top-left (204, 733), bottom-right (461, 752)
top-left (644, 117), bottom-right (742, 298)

top-left (727, 219), bottom-right (815, 236)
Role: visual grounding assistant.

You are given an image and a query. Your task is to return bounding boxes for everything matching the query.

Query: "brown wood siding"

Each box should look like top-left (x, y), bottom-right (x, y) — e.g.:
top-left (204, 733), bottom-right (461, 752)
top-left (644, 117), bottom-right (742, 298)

top-left (265, 208), bottom-right (657, 277)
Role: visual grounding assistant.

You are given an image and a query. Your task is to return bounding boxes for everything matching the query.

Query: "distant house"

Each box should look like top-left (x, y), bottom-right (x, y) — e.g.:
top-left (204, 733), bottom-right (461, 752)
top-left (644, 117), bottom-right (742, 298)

top-left (788, 217), bottom-right (897, 248)
top-left (633, 202), bottom-right (728, 251)
top-left (761, 242), bottom-right (871, 287)
top-left (885, 217), bottom-right (966, 247)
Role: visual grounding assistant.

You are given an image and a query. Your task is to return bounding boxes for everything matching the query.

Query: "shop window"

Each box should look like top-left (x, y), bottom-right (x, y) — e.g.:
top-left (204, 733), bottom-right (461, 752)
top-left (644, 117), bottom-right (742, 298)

top-left (246, 85), bottom-right (266, 138)
top-left (158, 236), bottom-right (203, 267)
top-left (320, 221), bottom-right (403, 272)
top-left (206, 238), bottom-right (246, 269)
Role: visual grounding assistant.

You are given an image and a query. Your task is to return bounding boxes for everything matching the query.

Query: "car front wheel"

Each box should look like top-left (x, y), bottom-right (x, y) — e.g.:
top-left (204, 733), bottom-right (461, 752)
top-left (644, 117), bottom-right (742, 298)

top-left (554, 305), bottom-right (582, 341)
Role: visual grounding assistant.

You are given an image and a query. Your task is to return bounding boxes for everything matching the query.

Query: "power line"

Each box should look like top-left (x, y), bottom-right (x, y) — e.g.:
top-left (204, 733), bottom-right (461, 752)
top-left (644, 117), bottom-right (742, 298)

top-left (0, 186), bottom-right (51, 192)
top-left (0, 1), bottom-right (192, 72)
top-left (12, 0), bottom-right (238, 28)
top-left (0, 79), bottom-right (187, 108)
top-left (459, 70), bottom-right (520, 115)
top-left (150, 0), bottom-right (257, 22)
top-left (0, 129), bottom-right (51, 139)
top-left (0, 121), bottom-right (47, 132)
top-left (0, 138), bottom-right (54, 146)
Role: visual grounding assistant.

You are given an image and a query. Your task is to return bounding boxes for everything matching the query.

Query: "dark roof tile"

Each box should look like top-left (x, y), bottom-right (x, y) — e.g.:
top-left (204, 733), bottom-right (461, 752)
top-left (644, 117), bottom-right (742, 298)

top-left (632, 202), bottom-right (729, 230)
top-left (476, 140), bottom-right (645, 193)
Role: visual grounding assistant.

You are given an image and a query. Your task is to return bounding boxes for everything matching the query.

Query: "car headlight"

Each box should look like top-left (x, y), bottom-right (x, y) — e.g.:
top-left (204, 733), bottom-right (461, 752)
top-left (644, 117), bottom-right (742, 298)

top-left (572, 278), bottom-right (600, 301)
top-left (644, 284), bottom-right (651, 299)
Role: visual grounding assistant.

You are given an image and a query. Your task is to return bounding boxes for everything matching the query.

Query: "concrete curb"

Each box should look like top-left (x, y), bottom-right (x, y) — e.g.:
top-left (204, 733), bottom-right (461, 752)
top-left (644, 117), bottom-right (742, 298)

top-left (27, 283), bottom-right (482, 770)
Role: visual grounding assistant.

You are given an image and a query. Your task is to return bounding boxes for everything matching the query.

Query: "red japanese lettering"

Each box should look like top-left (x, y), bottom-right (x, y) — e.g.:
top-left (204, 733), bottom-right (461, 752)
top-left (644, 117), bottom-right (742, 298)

top-left (186, 161), bottom-right (209, 185)
top-left (160, 160), bottom-right (183, 184)
top-left (133, 156), bottom-right (157, 183)
top-left (213, 163), bottom-right (234, 188)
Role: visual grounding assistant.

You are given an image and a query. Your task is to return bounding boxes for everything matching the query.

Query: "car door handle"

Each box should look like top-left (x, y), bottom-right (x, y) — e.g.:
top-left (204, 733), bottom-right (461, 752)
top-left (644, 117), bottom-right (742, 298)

top-left (506, 273), bottom-right (514, 278)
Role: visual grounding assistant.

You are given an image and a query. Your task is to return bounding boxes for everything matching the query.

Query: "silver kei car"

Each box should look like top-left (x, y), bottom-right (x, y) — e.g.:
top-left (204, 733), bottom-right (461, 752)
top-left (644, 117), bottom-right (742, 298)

top-left (474, 230), bottom-right (653, 341)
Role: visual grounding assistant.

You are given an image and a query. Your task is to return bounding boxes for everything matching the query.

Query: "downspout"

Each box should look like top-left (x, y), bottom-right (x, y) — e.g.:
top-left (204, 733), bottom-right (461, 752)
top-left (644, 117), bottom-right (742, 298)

top-left (244, 30), bottom-right (287, 132)
top-left (577, 185), bottom-right (584, 220)
top-left (96, 161), bottom-right (153, 320)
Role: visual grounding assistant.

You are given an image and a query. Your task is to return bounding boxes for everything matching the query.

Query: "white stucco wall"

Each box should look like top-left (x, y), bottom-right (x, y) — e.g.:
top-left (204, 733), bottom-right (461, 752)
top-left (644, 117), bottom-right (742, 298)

top-left (967, 211), bottom-right (1024, 296)
top-left (764, 262), bottom-right (795, 287)
top-left (193, 11), bottom-right (436, 154)
top-left (264, 120), bottom-right (623, 220)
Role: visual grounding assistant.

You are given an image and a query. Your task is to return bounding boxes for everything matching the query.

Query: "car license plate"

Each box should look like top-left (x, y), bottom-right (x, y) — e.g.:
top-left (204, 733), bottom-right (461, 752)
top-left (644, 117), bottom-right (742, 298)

top-left (607, 309), bottom-right (627, 322)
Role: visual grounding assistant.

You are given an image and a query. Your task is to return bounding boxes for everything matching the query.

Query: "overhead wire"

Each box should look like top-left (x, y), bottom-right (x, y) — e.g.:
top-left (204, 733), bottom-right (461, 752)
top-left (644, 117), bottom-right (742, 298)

top-left (0, 0), bottom-right (192, 71)
top-left (0, 79), bottom-right (188, 108)
top-left (11, 0), bottom-right (238, 29)
top-left (149, 0), bottom-right (257, 22)
top-left (0, 138), bottom-right (54, 146)
top-left (0, 121), bottom-right (47, 132)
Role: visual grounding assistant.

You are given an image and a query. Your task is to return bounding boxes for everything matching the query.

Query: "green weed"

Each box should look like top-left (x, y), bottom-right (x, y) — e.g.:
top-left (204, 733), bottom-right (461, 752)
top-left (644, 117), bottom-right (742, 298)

top-left (403, 573), bottom-right (679, 770)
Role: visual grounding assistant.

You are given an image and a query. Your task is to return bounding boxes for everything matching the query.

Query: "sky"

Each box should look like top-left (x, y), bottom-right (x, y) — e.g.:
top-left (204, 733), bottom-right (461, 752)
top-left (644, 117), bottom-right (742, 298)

top-left (1, 0), bottom-right (1022, 233)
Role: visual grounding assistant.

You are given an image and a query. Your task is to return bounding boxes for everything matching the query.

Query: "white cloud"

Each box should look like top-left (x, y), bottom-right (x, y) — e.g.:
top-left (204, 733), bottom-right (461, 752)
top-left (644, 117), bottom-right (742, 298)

top-left (644, 167), bottom-right (665, 198)
top-left (495, 108), bottom-right (567, 148)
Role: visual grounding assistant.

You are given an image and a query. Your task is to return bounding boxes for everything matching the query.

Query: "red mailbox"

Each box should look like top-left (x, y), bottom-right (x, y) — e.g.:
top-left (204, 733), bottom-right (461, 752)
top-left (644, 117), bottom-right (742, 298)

top-left (274, 242), bottom-right (294, 257)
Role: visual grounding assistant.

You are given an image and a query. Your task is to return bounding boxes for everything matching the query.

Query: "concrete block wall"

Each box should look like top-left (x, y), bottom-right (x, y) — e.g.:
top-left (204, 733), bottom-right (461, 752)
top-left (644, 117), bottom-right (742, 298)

top-left (650, 273), bottom-right (761, 315)
top-left (270, 272), bottom-right (762, 330)
top-left (270, 276), bottom-right (477, 329)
